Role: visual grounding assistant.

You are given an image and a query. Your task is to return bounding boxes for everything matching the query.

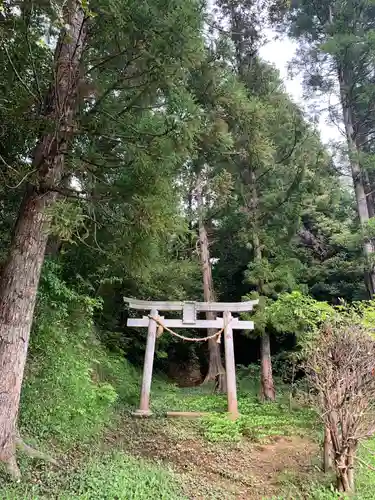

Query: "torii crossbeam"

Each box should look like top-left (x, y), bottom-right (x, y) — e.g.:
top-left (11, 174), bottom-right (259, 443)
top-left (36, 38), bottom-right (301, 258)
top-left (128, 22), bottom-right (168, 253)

top-left (124, 297), bottom-right (258, 419)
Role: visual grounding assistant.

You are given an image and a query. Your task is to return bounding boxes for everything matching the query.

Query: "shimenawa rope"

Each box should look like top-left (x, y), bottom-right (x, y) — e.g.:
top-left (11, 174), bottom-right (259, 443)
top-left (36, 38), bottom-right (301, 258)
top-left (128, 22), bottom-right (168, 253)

top-left (148, 315), bottom-right (232, 344)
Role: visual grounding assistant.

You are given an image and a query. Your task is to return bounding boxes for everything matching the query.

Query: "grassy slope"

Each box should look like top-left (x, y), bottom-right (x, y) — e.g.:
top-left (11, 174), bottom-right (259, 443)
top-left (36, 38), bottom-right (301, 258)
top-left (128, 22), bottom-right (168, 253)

top-left (1, 321), bottom-right (374, 499)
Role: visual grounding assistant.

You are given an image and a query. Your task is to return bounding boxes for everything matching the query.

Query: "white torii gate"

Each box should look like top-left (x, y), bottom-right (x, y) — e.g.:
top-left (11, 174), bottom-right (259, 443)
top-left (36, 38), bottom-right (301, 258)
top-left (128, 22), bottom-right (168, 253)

top-left (125, 297), bottom-right (258, 419)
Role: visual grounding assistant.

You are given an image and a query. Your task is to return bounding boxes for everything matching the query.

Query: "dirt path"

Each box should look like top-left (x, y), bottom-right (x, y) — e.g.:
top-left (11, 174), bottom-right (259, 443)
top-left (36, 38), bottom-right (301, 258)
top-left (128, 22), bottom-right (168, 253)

top-left (108, 416), bottom-right (317, 499)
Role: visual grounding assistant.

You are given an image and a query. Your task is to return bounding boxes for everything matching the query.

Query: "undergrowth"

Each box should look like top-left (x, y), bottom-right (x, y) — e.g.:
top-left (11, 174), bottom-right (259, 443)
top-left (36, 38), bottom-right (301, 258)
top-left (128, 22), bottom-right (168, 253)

top-left (0, 451), bottom-right (184, 500)
top-left (5, 266), bottom-right (373, 499)
top-left (276, 434), bottom-right (375, 499)
top-left (151, 375), bottom-right (317, 444)
top-left (20, 306), bottom-right (139, 445)
top-left (19, 262), bottom-right (140, 446)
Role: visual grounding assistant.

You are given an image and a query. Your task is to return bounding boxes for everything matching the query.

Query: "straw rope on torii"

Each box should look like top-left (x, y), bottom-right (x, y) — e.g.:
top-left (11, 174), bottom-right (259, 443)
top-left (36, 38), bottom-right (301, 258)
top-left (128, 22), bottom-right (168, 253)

top-left (150, 314), bottom-right (233, 343)
top-left (124, 297), bottom-right (258, 419)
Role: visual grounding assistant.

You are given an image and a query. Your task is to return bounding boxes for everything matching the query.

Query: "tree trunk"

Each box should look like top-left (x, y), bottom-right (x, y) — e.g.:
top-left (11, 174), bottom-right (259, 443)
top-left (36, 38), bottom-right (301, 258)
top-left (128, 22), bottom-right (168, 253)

top-left (337, 454), bottom-right (352, 493)
top-left (363, 169), bottom-right (375, 219)
top-left (335, 444), bottom-right (356, 494)
top-left (260, 331), bottom-right (275, 401)
top-left (366, 165), bottom-right (375, 218)
top-left (347, 447), bottom-right (355, 493)
top-left (338, 65), bottom-right (375, 297)
top-left (196, 181), bottom-right (226, 392)
top-left (0, 2), bottom-right (87, 477)
top-left (323, 425), bottom-right (332, 473)
top-left (251, 177), bottom-right (275, 402)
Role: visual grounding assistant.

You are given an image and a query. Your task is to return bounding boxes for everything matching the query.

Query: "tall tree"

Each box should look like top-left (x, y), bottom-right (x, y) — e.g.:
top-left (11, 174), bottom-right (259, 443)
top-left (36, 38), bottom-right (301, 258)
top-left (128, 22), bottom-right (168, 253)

top-left (217, 0), bottom-right (278, 400)
top-left (196, 170), bottom-right (227, 391)
top-left (0, 0), bottom-right (204, 475)
top-left (0, 0), bottom-right (88, 476)
top-left (206, 2), bottom-right (346, 398)
top-left (278, 0), bottom-right (375, 296)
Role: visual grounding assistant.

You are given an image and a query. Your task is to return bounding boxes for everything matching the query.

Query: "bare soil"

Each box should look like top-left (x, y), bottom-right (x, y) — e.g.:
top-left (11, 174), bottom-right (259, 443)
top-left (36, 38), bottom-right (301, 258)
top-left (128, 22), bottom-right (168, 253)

top-left (107, 416), bottom-right (318, 499)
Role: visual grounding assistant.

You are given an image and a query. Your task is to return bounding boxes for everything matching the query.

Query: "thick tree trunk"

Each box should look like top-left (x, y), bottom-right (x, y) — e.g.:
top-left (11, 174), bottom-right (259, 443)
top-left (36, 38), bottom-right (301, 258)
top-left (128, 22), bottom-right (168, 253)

top-left (260, 331), bottom-right (275, 401)
top-left (196, 182), bottom-right (226, 392)
top-left (251, 178), bottom-right (275, 402)
top-left (338, 66), bottom-right (375, 297)
top-left (0, 1), bottom-right (87, 476)
top-left (0, 188), bottom-right (53, 478)
top-left (363, 169), bottom-right (375, 219)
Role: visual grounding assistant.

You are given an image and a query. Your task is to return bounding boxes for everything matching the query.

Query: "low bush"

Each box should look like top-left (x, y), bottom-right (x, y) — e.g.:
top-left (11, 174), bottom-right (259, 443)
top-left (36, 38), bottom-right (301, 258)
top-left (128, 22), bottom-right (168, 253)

top-left (19, 262), bottom-right (139, 445)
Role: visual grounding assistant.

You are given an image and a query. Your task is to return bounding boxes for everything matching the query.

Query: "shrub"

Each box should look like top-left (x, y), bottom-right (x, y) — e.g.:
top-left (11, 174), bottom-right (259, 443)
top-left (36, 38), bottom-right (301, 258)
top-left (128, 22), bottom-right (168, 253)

top-left (20, 308), bottom-right (118, 443)
top-left (19, 261), bottom-right (139, 444)
top-left (304, 320), bottom-right (375, 493)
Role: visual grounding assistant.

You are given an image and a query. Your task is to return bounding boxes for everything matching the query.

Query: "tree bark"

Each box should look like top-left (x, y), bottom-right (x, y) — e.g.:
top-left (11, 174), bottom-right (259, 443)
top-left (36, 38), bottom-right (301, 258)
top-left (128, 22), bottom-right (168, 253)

top-left (251, 176), bottom-right (275, 402)
top-left (338, 65), bottom-right (375, 297)
top-left (337, 451), bottom-right (352, 494)
top-left (259, 329), bottom-right (275, 401)
top-left (323, 425), bottom-right (332, 473)
top-left (196, 180), bottom-right (226, 392)
top-left (363, 169), bottom-right (375, 219)
top-left (0, 1), bottom-right (87, 476)
top-left (347, 446), bottom-right (355, 493)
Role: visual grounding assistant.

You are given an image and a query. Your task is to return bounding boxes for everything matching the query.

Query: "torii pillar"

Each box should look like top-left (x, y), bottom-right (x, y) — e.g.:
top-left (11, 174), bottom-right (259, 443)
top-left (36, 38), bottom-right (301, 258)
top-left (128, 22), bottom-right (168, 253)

top-left (125, 298), bottom-right (258, 419)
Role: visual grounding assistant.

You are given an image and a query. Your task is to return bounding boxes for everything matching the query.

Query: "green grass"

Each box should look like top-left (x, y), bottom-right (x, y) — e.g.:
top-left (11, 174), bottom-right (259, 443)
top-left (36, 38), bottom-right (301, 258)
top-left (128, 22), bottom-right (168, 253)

top-left (150, 378), bottom-right (317, 444)
top-left (355, 437), bottom-right (375, 499)
top-left (10, 306), bottom-right (375, 500)
top-left (0, 451), bottom-right (184, 500)
top-left (276, 436), bottom-right (375, 499)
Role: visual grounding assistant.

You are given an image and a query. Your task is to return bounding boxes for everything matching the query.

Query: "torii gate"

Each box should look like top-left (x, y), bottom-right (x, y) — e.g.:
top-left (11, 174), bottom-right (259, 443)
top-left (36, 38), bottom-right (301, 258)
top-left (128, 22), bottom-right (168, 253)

top-left (125, 298), bottom-right (258, 419)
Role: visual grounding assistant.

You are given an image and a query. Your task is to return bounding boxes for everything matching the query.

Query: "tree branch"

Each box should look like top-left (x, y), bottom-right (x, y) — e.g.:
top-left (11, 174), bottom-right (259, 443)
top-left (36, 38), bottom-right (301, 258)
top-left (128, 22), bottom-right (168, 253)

top-left (2, 43), bottom-right (39, 101)
top-left (24, 8), bottom-right (43, 102)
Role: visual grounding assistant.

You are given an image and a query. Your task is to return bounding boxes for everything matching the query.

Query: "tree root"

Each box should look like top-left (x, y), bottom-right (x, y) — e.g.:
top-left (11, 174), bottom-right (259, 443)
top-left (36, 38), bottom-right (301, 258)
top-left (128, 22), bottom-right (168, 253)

top-left (202, 372), bottom-right (227, 393)
top-left (4, 455), bottom-right (21, 482)
top-left (15, 435), bottom-right (58, 465)
top-left (1, 434), bottom-right (58, 481)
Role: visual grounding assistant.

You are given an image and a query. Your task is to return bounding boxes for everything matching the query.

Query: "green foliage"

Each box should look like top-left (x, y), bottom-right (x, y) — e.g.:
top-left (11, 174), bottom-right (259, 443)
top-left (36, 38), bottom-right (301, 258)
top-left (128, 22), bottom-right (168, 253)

top-left (266, 291), bottom-right (335, 337)
top-left (202, 414), bottom-right (242, 443)
top-left (266, 290), bottom-right (375, 341)
top-left (201, 398), bottom-right (315, 443)
top-left (278, 437), bottom-right (375, 499)
top-left (0, 452), bottom-right (184, 499)
top-left (45, 199), bottom-right (87, 243)
top-left (20, 262), bottom-right (139, 444)
top-left (64, 452), bottom-right (183, 500)
top-left (150, 373), bottom-right (316, 444)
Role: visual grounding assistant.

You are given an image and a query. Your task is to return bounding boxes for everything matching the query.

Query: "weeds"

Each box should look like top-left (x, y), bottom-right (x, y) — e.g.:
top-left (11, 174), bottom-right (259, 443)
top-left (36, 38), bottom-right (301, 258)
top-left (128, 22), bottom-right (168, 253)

top-left (20, 308), bottom-right (138, 445)
top-left (0, 452), bottom-right (184, 500)
top-left (10, 300), bottom-right (375, 500)
top-left (150, 379), bottom-right (317, 444)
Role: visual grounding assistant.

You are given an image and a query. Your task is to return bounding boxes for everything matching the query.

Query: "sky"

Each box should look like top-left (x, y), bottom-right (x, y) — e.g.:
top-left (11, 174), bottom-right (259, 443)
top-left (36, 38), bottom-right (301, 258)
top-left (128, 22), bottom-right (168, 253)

top-left (259, 33), bottom-right (343, 145)
top-left (206, 0), bottom-right (344, 145)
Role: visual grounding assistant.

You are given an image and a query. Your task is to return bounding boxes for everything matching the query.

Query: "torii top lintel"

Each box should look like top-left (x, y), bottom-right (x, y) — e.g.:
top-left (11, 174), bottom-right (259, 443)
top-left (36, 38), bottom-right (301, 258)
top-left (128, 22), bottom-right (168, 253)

top-left (124, 297), bottom-right (259, 313)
